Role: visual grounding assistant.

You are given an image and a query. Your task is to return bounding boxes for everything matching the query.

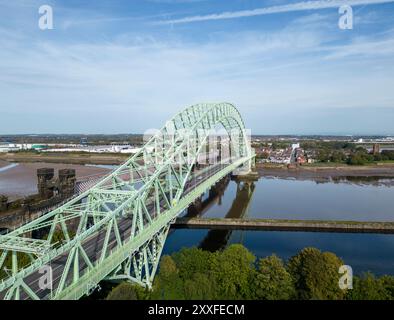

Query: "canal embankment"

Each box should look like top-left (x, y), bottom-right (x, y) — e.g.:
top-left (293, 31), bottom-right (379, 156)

top-left (173, 217), bottom-right (394, 234)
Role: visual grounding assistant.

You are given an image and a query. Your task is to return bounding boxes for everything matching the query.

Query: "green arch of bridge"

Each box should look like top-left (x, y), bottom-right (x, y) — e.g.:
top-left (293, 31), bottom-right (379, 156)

top-left (96, 102), bottom-right (251, 193)
top-left (89, 102), bottom-right (252, 216)
top-left (135, 102), bottom-right (251, 199)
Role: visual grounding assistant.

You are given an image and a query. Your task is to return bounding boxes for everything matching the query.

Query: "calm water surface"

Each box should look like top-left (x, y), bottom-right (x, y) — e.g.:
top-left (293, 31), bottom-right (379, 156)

top-left (202, 178), bottom-right (394, 221)
top-left (164, 177), bottom-right (394, 276)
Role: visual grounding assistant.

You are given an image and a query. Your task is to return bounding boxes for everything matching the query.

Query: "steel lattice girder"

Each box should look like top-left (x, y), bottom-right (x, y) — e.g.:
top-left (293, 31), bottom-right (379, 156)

top-left (0, 236), bottom-right (52, 255)
top-left (0, 102), bottom-right (254, 300)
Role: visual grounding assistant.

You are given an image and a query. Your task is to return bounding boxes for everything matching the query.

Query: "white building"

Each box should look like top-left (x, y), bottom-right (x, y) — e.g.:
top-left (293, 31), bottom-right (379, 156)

top-left (0, 143), bottom-right (20, 152)
top-left (0, 143), bottom-right (46, 152)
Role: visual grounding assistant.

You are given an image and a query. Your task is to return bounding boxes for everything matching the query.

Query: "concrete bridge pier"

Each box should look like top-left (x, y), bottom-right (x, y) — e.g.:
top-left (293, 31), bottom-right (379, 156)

top-left (58, 169), bottom-right (76, 198)
top-left (188, 196), bottom-right (203, 216)
top-left (186, 175), bottom-right (230, 216)
top-left (231, 171), bottom-right (259, 184)
top-left (209, 175), bottom-right (230, 206)
top-left (37, 168), bottom-right (55, 199)
top-left (209, 175), bottom-right (229, 197)
top-left (208, 188), bottom-right (217, 199)
top-left (0, 196), bottom-right (8, 212)
top-left (231, 147), bottom-right (257, 176)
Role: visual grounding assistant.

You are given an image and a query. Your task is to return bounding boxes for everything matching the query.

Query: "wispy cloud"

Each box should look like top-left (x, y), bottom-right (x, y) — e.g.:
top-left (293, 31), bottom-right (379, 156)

top-left (158, 0), bottom-right (394, 24)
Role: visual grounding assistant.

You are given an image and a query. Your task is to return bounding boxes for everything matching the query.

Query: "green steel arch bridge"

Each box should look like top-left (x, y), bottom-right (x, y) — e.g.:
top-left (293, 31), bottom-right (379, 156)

top-left (0, 103), bottom-right (255, 300)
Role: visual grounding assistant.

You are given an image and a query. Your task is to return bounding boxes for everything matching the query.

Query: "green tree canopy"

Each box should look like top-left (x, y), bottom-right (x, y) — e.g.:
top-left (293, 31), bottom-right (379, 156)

top-left (172, 247), bottom-right (215, 280)
top-left (254, 255), bottom-right (295, 300)
top-left (105, 245), bottom-right (394, 301)
top-left (106, 282), bottom-right (138, 300)
top-left (287, 247), bottom-right (345, 300)
top-left (347, 273), bottom-right (392, 300)
top-left (151, 255), bottom-right (185, 300)
top-left (210, 244), bottom-right (256, 299)
top-left (182, 272), bottom-right (217, 300)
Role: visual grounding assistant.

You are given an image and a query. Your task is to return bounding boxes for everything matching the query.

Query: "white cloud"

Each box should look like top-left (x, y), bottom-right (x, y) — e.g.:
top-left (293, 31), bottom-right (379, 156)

top-left (158, 0), bottom-right (394, 24)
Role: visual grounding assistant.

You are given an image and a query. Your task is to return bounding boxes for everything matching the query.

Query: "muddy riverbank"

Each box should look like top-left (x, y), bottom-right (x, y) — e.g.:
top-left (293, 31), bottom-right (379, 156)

top-left (257, 163), bottom-right (394, 180)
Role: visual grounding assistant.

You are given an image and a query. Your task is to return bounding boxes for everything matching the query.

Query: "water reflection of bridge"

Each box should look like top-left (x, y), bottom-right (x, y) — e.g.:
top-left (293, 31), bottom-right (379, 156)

top-left (198, 178), bottom-right (256, 252)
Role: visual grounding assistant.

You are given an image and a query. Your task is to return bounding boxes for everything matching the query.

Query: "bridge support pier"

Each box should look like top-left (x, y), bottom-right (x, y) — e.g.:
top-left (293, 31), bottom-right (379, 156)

top-left (187, 196), bottom-right (203, 216)
top-left (231, 170), bottom-right (259, 182)
top-left (0, 195), bottom-right (8, 212)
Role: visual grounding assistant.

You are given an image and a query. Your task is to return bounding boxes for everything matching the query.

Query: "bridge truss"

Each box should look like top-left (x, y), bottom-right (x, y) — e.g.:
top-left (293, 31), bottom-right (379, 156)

top-left (0, 102), bottom-right (254, 300)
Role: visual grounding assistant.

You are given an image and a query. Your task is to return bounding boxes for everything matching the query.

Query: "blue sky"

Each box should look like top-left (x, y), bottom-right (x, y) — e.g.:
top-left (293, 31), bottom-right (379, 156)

top-left (0, 0), bottom-right (394, 135)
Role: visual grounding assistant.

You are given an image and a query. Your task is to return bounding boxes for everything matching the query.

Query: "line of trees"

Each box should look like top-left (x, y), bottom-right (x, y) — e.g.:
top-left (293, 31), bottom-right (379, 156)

top-left (346, 149), bottom-right (394, 165)
top-left (304, 141), bottom-right (394, 165)
top-left (106, 245), bottom-right (394, 300)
